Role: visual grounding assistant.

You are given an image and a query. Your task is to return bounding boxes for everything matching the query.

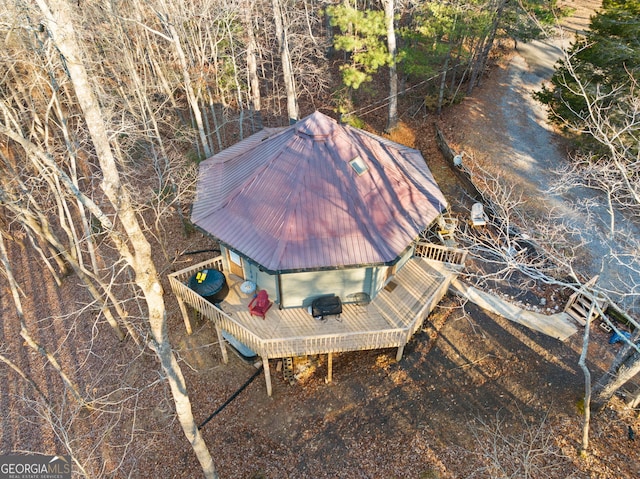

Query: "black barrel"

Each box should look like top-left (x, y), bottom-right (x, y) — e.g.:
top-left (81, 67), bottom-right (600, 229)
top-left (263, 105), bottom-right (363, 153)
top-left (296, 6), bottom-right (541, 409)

top-left (188, 269), bottom-right (228, 304)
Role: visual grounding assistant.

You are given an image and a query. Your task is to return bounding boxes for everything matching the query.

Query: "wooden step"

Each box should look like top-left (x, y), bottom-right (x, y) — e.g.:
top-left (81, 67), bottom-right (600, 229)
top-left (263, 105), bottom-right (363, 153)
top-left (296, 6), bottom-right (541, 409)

top-left (575, 295), bottom-right (607, 311)
top-left (564, 283), bottom-right (607, 327)
top-left (575, 296), bottom-right (593, 308)
top-left (569, 301), bottom-right (589, 317)
top-left (570, 305), bottom-right (600, 322)
top-left (565, 309), bottom-right (587, 326)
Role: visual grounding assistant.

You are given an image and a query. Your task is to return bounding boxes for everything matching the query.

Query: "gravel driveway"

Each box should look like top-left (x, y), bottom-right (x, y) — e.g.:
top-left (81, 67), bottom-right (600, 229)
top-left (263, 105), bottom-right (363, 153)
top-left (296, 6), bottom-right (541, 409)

top-left (442, 1), bottom-right (640, 312)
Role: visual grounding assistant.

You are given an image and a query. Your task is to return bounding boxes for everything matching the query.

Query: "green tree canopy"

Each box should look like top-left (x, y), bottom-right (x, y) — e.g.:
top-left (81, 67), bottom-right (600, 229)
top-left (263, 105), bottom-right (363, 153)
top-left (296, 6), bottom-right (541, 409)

top-left (398, 0), bottom-right (564, 98)
top-left (536, 0), bottom-right (640, 155)
top-left (327, 5), bottom-right (392, 90)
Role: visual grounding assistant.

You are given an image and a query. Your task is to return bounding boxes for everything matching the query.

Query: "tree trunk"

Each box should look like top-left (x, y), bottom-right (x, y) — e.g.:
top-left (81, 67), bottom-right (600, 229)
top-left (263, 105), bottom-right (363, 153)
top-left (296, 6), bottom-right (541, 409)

top-left (592, 335), bottom-right (640, 409)
top-left (0, 352), bottom-right (46, 400)
top-left (163, 17), bottom-right (213, 159)
top-left (0, 124), bottom-right (132, 340)
top-left (272, 0), bottom-right (299, 123)
top-left (384, 0), bottom-right (398, 132)
top-left (151, 0), bottom-right (213, 159)
top-left (206, 86), bottom-right (224, 151)
top-left (437, 56), bottom-right (450, 115)
top-left (324, 2), bottom-right (335, 59)
top-left (628, 386), bottom-right (640, 408)
top-left (468, 0), bottom-right (507, 94)
top-left (578, 303), bottom-right (595, 455)
top-left (245, 0), bottom-right (263, 131)
top-left (36, 1), bottom-right (218, 476)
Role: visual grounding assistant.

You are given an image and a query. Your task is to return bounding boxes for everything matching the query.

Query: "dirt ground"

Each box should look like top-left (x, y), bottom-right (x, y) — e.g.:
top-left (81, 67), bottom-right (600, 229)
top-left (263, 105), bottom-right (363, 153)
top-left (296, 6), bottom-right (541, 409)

top-left (3, 1), bottom-right (640, 477)
top-left (172, 240), bottom-right (639, 478)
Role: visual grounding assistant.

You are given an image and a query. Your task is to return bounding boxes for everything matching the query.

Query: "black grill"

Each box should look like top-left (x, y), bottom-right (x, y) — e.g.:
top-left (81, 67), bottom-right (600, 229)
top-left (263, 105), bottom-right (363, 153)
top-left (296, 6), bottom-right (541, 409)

top-left (311, 295), bottom-right (342, 319)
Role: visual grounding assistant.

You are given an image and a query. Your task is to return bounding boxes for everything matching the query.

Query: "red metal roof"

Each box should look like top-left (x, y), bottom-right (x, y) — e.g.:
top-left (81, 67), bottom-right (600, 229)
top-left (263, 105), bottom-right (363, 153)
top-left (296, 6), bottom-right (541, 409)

top-left (191, 111), bottom-right (447, 272)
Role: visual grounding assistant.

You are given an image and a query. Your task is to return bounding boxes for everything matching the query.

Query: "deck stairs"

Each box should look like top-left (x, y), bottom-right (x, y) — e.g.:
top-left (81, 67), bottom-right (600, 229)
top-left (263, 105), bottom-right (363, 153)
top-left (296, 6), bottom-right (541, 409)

top-left (564, 276), bottom-right (608, 327)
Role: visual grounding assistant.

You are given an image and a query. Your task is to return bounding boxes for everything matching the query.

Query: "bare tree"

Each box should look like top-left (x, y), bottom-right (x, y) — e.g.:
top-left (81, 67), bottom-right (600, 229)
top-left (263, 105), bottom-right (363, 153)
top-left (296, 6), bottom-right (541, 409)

top-left (438, 150), bottom-right (637, 454)
top-left (383, 0), bottom-right (398, 132)
top-left (445, 41), bottom-right (640, 447)
top-left (591, 330), bottom-right (640, 409)
top-left (155, 0), bottom-right (214, 158)
top-left (0, 115), bottom-right (136, 342)
top-left (34, 1), bottom-right (218, 476)
top-left (272, 0), bottom-right (299, 123)
top-left (0, 229), bottom-right (87, 407)
top-left (544, 47), bottom-right (640, 407)
top-left (463, 409), bottom-right (571, 479)
top-left (244, 0), bottom-right (263, 130)
top-left (467, 0), bottom-right (508, 94)
top-left (577, 301), bottom-right (596, 454)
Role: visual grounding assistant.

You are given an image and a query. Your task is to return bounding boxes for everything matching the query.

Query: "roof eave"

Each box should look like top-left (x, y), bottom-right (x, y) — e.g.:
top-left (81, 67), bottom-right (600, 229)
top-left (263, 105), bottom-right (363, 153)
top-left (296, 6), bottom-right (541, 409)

top-left (220, 241), bottom-right (416, 276)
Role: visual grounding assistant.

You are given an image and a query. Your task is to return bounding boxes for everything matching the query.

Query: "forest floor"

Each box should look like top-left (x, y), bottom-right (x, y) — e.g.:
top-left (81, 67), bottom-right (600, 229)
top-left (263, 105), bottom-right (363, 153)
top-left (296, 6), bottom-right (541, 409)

top-left (3, 1), bottom-right (640, 478)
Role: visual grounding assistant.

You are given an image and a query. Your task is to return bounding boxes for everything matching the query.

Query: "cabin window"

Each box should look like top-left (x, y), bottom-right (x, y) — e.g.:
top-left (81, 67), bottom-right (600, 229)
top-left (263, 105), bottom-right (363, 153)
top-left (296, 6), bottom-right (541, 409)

top-left (229, 250), bottom-right (242, 266)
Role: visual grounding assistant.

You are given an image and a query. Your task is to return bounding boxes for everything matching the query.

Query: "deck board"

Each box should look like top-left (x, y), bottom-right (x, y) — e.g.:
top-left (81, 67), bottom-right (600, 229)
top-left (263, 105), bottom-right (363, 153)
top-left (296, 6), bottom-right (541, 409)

top-left (169, 243), bottom-right (466, 395)
top-left (218, 257), bottom-right (450, 342)
top-left (169, 244), bottom-right (466, 359)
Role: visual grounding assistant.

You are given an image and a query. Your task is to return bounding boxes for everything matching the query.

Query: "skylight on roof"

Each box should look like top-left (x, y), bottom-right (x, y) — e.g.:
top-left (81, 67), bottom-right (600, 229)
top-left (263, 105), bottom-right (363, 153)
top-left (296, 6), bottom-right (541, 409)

top-left (349, 156), bottom-right (368, 176)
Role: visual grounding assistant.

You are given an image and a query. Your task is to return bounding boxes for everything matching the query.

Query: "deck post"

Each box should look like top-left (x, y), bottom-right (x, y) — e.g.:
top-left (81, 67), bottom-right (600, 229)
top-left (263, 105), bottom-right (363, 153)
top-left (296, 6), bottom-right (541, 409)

top-left (326, 352), bottom-right (333, 383)
top-left (177, 296), bottom-right (193, 335)
top-left (215, 325), bottom-right (228, 364)
top-left (262, 356), bottom-right (272, 396)
top-left (396, 344), bottom-right (405, 361)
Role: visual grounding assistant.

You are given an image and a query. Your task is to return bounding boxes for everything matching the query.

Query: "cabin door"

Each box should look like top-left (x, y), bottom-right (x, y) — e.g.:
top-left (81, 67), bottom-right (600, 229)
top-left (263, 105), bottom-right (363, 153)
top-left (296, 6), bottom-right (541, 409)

top-left (384, 264), bottom-right (397, 284)
top-left (227, 250), bottom-right (244, 279)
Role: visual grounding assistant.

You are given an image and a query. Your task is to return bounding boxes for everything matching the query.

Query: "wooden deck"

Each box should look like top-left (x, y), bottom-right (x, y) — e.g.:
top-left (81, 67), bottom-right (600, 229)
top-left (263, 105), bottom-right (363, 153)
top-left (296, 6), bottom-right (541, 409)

top-left (169, 242), bottom-right (466, 395)
top-left (219, 257), bottom-right (453, 356)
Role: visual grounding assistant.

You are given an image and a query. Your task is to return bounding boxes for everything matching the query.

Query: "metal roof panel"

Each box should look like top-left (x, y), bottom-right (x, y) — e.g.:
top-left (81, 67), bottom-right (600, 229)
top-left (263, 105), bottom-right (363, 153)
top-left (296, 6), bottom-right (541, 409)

top-left (191, 111), bottom-right (447, 271)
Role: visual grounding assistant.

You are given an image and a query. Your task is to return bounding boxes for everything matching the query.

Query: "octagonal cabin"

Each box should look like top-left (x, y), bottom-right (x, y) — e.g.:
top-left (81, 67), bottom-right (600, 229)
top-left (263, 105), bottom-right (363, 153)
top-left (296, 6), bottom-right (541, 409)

top-left (191, 111), bottom-right (449, 308)
top-left (172, 111), bottom-right (466, 395)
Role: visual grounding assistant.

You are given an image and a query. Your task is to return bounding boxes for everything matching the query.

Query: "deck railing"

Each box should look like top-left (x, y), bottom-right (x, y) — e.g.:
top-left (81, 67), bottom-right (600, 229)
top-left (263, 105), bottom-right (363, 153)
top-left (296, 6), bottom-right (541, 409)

top-left (168, 257), bottom-right (225, 334)
top-left (168, 256), bottom-right (283, 353)
top-left (168, 256), bottom-right (224, 284)
top-left (169, 260), bottom-right (410, 357)
top-left (169, 244), bottom-right (466, 361)
top-left (169, 246), bottom-right (467, 395)
top-left (259, 328), bottom-right (407, 358)
top-left (403, 275), bottom-right (453, 341)
top-left (414, 241), bottom-right (467, 267)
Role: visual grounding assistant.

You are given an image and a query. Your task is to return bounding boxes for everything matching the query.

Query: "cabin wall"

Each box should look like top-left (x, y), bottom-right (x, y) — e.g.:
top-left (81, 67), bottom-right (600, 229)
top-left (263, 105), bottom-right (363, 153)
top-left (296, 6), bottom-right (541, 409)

top-left (245, 263), bottom-right (278, 300)
top-left (279, 267), bottom-right (373, 308)
top-left (221, 245), bottom-right (278, 300)
top-left (224, 242), bottom-right (416, 309)
top-left (369, 265), bottom-right (388, 298)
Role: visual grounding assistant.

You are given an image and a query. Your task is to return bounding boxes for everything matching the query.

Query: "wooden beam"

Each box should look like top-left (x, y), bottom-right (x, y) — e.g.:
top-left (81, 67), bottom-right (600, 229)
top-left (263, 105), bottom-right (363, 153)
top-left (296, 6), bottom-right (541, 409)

top-left (215, 325), bottom-right (228, 364)
top-left (396, 344), bottom-right (405, 361)
top-left (262, 356), bottom-right (272, 396)
top-left (326, 352), bottom-right (333, 383)
top-left (177, 296), bottom-right (193, 335)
